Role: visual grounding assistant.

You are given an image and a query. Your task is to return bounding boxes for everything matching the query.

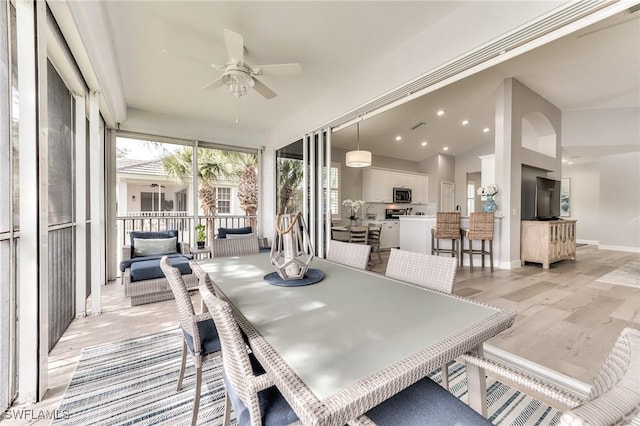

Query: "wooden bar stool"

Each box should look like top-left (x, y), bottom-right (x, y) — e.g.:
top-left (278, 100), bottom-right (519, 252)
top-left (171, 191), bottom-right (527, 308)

top-left (461, 212), bottom-right (495, 272)
top-left (430, 212), bottom-right (461, 261)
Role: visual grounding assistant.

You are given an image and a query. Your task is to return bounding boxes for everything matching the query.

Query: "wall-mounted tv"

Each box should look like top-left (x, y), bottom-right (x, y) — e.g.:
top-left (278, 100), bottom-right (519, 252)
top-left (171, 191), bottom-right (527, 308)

top-left (535, 177), bottom-right (561, 220)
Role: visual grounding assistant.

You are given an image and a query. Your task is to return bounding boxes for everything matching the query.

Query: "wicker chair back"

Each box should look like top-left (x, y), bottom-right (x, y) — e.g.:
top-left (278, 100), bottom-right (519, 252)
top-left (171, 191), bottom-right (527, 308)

top-left (211, 237), bottom-right (259, 258)
top-left (326, 240), bottom-right (371, 270)
top-left (385, 248), bottom-right (457, 294)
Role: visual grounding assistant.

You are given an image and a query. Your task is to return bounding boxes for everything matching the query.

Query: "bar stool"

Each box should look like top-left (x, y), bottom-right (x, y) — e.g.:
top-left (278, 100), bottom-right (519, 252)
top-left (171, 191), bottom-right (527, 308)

top-left (461, 212), bottom-right (495, 272)
top-left (431, 212), bottom-right (461, 261)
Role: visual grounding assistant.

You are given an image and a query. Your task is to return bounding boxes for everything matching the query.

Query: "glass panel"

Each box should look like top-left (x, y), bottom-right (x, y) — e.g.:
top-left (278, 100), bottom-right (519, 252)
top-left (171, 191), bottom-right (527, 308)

top-left (47, 61), bottom-right (73, 225)
top-left (10, 5), bottom-right (18, 229)
top-left (276, 139), bottom-right (304, 214)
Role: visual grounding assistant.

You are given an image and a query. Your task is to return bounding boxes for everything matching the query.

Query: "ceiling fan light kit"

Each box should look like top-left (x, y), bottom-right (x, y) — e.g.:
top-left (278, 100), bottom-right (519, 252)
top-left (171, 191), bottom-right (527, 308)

top-left (346, 121), bottom-right (372, 167)
top-left (223, 69), bottom-right (254, 98)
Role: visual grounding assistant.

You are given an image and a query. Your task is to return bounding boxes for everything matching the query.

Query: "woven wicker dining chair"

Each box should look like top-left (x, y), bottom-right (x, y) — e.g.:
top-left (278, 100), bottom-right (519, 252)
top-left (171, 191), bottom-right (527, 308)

top-left (460, 327), bottom-right (640, 425)
top-left (385, 248), bottom-right (458, 389)
top-left (326, 240), bottom-right (372, 270)
top-left (160, 256), bottom-right (224, 426)
top-left (210, 236), bottom-right (259, 258)
top-left (431, 212), bottom-right (461, 262)
top-left (461, 212), bottom-right (495, 272)
top-left (199, 283), bottom-right (302, 426)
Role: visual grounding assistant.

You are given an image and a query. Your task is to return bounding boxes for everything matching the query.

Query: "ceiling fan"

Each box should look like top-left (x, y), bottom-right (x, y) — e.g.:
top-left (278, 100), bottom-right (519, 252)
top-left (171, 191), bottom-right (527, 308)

top-left (201, 29), bottom-right (302, 99)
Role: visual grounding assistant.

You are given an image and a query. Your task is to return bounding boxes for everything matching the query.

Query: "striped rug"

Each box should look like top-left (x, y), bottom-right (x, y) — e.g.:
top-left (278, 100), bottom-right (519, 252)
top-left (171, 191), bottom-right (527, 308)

top-left (54, 329), bottom-right (563, 425)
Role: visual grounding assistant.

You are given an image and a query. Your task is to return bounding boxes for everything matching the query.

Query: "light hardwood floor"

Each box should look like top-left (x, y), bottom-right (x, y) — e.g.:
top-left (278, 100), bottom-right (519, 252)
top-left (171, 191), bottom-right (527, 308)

top-left (9, 244), bottom-right (640, 424)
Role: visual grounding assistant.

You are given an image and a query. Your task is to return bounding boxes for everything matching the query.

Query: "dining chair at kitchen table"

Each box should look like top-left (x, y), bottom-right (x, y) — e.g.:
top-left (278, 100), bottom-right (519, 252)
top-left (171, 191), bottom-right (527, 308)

top-left (349, 226), bottom-right (369, 245)
top-left (201, 283), bottom-right (492, 426)
top-left (367, 223), bottom-right (383, 264)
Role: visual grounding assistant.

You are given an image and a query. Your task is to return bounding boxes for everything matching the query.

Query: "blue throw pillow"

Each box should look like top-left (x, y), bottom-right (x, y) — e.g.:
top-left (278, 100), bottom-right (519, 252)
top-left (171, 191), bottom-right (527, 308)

top-left (217, 226), bottom-right (252, 239)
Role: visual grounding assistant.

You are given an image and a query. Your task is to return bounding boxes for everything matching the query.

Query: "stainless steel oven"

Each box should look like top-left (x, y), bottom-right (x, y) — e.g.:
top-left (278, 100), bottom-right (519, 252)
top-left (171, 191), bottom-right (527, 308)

top-left (393, 187), bottom-right (412, 203)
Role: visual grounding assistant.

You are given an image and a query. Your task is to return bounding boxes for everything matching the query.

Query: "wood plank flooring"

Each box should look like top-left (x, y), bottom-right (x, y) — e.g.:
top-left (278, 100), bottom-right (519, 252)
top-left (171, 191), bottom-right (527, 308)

top-left (9, 244), bottom-right (639, 424)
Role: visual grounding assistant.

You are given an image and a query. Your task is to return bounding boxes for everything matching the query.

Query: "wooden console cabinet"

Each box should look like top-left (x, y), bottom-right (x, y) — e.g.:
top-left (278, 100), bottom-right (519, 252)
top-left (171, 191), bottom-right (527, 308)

top-left (521, 220), bottom-right (577, 268)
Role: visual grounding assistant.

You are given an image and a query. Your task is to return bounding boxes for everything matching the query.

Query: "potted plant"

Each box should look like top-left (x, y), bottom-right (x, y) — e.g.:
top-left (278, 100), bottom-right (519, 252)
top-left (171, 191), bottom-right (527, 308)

top-left (195, 224), bottom-right (206, 249)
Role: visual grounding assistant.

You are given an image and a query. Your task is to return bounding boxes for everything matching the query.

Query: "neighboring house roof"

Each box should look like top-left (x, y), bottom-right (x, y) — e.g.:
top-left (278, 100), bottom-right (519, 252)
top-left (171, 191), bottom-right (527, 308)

top-left (116, 158), bottom-right (170, 177)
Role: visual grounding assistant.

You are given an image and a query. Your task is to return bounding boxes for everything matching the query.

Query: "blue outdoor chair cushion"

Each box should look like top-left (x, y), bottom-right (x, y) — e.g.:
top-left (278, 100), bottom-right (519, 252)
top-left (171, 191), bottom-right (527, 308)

top-left (223, 354), bottom-right (299, 426)
top-left (365, 375), bottom-right (492, 425)
top-left (129, 255), bottom-right (192, 282)
top-left (182, 319), bottom-right (221, 356)
top-left (217, 226), bottom-right (252, 239)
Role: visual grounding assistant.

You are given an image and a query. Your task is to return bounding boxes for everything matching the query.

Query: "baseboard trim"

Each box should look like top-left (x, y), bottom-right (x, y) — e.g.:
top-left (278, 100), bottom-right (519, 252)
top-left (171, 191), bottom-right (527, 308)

top-left (598, 244), bottom-right (640, 253)
top-left (576, 239), bottom-right (598, 245)
top-left (484, 344), bottom-right (591, 399)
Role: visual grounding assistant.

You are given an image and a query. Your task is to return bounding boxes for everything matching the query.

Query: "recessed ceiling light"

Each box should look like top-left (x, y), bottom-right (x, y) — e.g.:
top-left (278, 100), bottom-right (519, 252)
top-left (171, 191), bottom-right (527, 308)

top-left (461, 120), bottom-right (469, 126)
top-left (443, 146), bottom-right (449, 151)
top-left (567, 161), bottom-right (574, 165)
top-left (483, 127), bottom-right (490, 133)
top-left (421, 141), bottom-right (427, 146)
top-left (562, 159), bottom-right (568, 163)
top-left (437, 110), bottom-right (445, 116)
top-left (395, 136), bottom-right (402, 141)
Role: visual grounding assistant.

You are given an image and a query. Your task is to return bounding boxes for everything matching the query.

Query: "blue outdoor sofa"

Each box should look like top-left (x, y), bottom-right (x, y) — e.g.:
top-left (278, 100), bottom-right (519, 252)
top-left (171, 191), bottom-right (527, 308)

top-left (119, 230), bottom-right (198, 306)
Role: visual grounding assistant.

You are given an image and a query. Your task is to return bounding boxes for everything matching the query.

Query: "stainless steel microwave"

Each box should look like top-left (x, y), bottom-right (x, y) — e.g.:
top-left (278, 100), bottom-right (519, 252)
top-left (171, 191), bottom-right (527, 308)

top-left (393, 187), bottom-right (412, 203)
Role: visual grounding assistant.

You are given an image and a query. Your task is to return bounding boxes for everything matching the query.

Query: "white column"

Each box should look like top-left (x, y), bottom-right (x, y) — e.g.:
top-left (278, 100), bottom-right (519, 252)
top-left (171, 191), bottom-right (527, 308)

top-left (74, 94), bottom-right (87, 317)
top-left (479, 154), bottom-right (495, 188)
top-left (89, 91), bottom-right (102, 314)
top-left (17, 0), bottom-right (48, 403)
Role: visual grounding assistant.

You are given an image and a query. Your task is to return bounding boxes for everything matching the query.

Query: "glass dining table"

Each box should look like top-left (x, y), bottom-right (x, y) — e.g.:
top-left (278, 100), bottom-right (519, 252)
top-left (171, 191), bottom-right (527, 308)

top-left (194, 253), bottom-right (516, 425)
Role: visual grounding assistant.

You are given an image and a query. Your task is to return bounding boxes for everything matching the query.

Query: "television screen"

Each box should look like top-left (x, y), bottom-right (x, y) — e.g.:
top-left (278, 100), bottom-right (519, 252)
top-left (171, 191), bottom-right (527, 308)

top-left (535, 177), bottom-right (561, 220)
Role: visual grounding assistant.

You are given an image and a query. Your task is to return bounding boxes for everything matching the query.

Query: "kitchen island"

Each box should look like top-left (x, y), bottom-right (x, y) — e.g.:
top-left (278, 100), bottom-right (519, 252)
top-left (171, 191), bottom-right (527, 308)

top-left (399, 215), bottom-right (503, 268)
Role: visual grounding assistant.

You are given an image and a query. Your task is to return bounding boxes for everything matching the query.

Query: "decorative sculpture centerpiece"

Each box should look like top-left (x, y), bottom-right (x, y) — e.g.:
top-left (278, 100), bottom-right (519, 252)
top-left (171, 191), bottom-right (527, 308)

top-left (270, 212), bottom-right (315, 280)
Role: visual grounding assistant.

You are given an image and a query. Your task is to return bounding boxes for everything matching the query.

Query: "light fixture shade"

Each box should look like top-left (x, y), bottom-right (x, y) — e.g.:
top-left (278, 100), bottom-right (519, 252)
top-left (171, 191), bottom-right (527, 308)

top-left (346, 150), bottom-right (372, 167)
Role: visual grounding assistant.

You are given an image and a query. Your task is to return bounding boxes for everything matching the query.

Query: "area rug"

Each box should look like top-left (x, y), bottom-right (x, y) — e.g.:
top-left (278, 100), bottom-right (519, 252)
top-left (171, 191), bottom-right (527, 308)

top-left (596, 260), bottom-right (640, 289)
top-left (54, 329), bottom-right (563, 425)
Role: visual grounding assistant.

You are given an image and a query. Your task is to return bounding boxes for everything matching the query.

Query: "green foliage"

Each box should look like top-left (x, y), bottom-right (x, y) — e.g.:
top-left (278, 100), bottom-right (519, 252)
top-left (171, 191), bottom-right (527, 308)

top-left (194, 223), bottom-right (206, 242)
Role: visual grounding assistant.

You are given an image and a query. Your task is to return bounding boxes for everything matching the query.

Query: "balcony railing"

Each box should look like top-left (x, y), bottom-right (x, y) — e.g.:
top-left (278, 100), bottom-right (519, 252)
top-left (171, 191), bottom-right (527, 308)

top-left (116, 213), bottom-right (257, 249)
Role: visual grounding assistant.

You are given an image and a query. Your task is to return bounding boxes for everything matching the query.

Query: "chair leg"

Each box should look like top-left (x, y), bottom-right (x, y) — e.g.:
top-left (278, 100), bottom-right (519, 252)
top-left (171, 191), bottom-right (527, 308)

top-left (441, 363), bottom-right (450, 390)
top-left (191, 365), bottom-right (202, 426)
top-left (481, 240), bottom-right (486, 268)
top-left (177, 340), bottom-right (187, 391)
top-left (489, 240), bottom-right (494, 272)
top-left (431, 231), bottom-right (435, 255)
top-left (222, 391), bottom-right (231, 426)
top-left (376, 247), bottom-right (382, 264)
top-left (469, 239), bottom-right (474, 272)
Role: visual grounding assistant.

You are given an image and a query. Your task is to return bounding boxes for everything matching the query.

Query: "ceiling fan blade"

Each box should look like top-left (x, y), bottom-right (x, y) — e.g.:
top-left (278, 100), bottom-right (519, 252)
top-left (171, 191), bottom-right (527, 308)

top-left (252, 78), bottom-right (277, 99)
top-left (224, 29), bottom-right (244, 66)
top-left (201, 77), bottom-right (225, 91)
top-left (253, 63), bottom-right (302, 76)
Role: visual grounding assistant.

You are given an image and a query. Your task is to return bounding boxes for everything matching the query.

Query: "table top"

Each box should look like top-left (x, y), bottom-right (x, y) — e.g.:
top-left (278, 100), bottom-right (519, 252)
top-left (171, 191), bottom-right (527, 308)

top-left (196, 253), bottom-right (515, 425)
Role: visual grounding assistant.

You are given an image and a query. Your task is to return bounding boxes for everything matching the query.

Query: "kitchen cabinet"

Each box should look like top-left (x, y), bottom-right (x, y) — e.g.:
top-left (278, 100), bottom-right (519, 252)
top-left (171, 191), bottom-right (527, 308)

top-left (362, 167), bottom-right (429, 204)
top-left (380, 221), bottom-right (400, 249)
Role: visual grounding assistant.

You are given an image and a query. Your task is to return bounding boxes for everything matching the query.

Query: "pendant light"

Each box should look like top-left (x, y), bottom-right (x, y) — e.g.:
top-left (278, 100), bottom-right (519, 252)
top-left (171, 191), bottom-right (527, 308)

top-left (346, 121), bottom-right (372, 167)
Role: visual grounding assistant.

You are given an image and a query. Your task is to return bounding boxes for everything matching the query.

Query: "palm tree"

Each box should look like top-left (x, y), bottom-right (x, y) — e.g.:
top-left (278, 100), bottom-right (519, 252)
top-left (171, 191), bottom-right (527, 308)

top-left (277, 158), bottom-right (304, 214)
top-left (221, 151), bottom-right (258, 217)
top-left (162, 147), bottom-right (228, 242)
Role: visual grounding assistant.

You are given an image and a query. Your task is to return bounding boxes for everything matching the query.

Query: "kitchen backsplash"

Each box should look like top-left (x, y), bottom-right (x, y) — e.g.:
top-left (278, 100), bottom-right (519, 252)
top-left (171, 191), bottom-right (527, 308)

top-left (363, 202), bottom-right (436, 220)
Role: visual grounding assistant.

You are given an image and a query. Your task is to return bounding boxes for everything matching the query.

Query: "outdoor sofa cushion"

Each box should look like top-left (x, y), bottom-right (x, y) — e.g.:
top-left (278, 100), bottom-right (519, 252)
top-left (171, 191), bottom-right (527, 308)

top-left (129, 255), bottom-right (193, 282)
top-left (119, 252), bottom-right (193, 272)
top-left (132, 237), bottom-right (177, 257)
top-left (217, 226), bottom-right (252, 239)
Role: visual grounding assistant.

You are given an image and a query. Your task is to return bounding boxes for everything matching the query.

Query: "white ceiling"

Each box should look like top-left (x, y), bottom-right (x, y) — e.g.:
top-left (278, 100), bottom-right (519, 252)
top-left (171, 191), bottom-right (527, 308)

top-left (93, 1), bottom-right (639, 162)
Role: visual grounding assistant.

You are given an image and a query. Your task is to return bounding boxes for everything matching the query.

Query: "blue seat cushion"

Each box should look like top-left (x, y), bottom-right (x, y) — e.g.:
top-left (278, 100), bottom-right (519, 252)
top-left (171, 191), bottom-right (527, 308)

top-left (182, 319), bottom-right (221, 356)
top-left (119, 253), bottom-right (193, 272)
top-left (130, 230), bottom-right (180, 254)
top-left (217, 226), bottom-right (252, 239)
top-left (365, 376), bottom-right (492, 425)
top-left (223, 354), bottom-right (298, 426)
top-left (128, 255), bottom-right (192, 281)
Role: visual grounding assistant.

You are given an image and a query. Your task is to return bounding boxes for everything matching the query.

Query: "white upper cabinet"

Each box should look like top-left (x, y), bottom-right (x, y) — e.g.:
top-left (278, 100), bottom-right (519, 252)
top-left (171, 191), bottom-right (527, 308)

top-left (362, 167), bottom-right (429, 204)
